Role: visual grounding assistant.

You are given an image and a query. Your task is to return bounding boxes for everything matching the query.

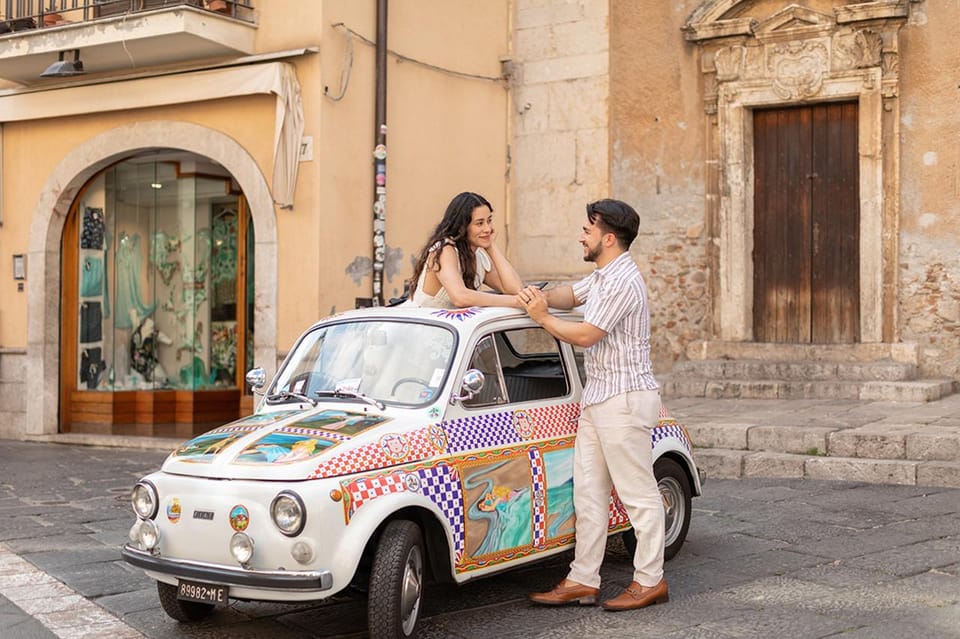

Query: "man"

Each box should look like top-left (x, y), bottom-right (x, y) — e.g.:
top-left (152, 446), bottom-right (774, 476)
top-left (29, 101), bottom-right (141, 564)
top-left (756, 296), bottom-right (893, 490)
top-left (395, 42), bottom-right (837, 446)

top-left (519, 199), bottom-right (667, 612)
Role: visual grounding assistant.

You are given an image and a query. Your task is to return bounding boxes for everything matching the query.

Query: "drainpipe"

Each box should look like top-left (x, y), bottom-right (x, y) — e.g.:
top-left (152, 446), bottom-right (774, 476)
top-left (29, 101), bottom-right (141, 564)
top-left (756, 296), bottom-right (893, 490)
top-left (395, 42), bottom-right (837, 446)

top-left (371, 0), bottom-right (388, 306)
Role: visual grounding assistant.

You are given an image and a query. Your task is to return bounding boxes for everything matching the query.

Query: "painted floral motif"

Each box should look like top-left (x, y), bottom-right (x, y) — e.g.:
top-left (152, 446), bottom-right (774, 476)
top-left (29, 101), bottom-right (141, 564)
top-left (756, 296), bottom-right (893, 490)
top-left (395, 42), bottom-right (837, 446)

top-left (431, 307), bottom-right (479, 321)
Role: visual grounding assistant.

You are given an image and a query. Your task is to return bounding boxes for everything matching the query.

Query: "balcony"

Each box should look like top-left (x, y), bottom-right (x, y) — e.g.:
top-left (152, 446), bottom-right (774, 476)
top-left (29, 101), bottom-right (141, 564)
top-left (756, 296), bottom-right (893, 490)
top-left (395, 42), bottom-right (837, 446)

top-left (0, 1), bottom-right (256, 86)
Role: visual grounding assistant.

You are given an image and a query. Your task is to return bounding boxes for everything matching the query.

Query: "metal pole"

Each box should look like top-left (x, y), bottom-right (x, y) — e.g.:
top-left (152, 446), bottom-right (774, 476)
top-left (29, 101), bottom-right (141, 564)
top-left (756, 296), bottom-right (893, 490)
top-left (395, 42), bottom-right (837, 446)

top-left (371, 0), bottom-right (388, 306)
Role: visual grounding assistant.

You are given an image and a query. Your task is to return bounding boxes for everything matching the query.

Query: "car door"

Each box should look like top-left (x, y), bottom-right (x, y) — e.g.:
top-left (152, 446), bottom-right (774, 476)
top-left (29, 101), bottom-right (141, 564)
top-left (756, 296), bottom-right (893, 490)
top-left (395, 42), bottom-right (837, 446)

top-left (442, 323), bottom-right (579, 575)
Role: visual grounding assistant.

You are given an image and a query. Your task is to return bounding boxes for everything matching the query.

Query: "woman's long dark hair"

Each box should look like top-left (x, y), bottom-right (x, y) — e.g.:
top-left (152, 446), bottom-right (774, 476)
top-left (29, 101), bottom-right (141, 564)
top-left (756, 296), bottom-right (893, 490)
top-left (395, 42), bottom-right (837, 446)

top-left (410, 192), bottom-right (492, 294)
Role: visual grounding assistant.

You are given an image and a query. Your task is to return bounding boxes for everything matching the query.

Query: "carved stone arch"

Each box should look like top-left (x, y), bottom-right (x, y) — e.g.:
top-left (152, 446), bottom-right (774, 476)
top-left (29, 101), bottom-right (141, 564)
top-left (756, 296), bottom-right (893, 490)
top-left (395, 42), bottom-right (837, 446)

top-left (684, 0), bottom-right (915, 344)
top-left (26, 121), bottom-right (278, 435)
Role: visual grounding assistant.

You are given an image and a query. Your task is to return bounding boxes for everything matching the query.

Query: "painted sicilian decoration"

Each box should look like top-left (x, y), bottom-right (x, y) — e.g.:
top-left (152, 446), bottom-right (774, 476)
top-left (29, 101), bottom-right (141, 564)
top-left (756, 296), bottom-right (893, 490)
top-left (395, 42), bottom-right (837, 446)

top-left (235, 431), bottom-right (336, 464)
top-left (652, 419), bottom-right (693, 454)
top-left (298, 410), bottom-right (392, 436)
top-left (166, 498), bottom-right (182, 524)
top-left (444, 403), bottom-right (579, 455)
top-left (430, 307), bottom-right (479, 321)
top-left (607, 488), bottom-right (630, 531)
top-left (379, 433), bottom-right (410, 462)
top-left (427, 424), bottom-right (448, 453)
top-left (341, 462), bottom-right (465, 563)
top-left (172, 410), bottom-right (301, 461)
top-left (541, 447), bottom-right (575, 540)
top-left (528, 448), bottom-right (547, 548)
top-left (513, 409), bottom-right (536, 440)
top-left (229, 505), bottom-right (250, 532)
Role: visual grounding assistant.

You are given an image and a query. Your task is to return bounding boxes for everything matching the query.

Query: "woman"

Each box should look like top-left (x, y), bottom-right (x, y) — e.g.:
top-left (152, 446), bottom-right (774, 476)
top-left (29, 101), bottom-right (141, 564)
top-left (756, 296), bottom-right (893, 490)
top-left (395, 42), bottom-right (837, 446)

top-left (408, 192), bottom-right (523, 308)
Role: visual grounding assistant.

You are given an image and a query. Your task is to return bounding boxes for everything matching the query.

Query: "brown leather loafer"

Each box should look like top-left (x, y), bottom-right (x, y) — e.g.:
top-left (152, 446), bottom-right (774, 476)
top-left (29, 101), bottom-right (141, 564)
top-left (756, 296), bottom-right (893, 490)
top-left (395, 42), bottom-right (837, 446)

top-left (529, 579), bottom-right (600, 606)
top-left (601, 579), bottom-right (669, 611)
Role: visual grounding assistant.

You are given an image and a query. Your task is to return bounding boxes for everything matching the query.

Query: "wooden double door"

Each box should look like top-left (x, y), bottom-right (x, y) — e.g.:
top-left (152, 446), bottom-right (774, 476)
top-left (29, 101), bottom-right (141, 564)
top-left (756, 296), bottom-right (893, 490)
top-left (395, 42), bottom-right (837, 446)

top-left (753, 102), bottom-right (860, 344)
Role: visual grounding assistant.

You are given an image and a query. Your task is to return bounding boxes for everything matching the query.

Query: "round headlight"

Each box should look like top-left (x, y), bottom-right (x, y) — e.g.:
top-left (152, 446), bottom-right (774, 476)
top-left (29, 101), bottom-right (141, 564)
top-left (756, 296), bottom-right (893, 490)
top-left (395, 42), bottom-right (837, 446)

top-left (131, 481), bottom-right (159, 519)
top-left (230, 532), bottom-right (254, 565)
top-left (270, 491), bottom-right (306, 536)
top-left (137, 519), bottom-right (160, 551)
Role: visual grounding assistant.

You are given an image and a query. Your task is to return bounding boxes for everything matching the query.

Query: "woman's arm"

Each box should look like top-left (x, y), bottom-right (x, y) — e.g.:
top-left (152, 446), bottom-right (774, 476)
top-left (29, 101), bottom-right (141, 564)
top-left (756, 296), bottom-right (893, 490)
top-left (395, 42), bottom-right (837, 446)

top-left (436, 246), bottom-right (520, 307)
top-left (482, 241), bottom-right (523, 295)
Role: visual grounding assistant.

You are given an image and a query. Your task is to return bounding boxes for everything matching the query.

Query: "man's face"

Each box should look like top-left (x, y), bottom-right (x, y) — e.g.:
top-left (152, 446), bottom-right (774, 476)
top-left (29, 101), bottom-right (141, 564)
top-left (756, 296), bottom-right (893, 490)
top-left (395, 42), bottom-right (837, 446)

top-left (580, 218), bottom-right (606, 263)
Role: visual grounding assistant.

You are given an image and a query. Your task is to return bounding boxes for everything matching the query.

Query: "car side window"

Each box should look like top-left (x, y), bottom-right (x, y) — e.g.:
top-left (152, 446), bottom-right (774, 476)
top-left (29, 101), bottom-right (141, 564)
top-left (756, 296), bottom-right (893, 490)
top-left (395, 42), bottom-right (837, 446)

top-left (462, 335), bottom-right (508, 407)
top-left (497, 328), bottom-right (570, 402)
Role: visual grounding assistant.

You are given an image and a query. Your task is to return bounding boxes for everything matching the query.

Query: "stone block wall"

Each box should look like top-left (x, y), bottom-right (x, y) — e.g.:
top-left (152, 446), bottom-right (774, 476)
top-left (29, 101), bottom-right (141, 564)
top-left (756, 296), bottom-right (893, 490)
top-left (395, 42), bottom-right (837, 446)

top-left (0, 349), bottom-right (26, 438)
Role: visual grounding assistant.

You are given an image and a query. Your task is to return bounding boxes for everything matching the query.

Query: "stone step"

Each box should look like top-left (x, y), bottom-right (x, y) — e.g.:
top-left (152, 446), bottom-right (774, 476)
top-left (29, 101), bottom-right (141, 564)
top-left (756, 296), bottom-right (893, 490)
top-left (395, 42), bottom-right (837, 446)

top-left (693, 449), bottom-right (960, 488)
top-left (670, 359), bottom-right (917, 381)
top-left (684, 421), bottom-right (960, 462)
top-left (662, 377), bottom-right (956, 402)
top-left (685, 340), bottom-right (920, 364)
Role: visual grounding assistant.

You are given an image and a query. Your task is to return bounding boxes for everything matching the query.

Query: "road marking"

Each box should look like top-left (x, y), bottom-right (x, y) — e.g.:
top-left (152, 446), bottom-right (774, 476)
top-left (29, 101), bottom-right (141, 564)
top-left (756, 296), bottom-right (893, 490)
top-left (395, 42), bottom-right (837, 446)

top-left (0, 543), bottom-right (145, 639)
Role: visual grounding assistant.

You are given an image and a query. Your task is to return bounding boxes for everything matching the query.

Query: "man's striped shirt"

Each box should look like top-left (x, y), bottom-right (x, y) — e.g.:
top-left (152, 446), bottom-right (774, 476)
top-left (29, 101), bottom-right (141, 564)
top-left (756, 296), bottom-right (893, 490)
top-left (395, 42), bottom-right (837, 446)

top-left (571, 251), bottom-right (658, 407)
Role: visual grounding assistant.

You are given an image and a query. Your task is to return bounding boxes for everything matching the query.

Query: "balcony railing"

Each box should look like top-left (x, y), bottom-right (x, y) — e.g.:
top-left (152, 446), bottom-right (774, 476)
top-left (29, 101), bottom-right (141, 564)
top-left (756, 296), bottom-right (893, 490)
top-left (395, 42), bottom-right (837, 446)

top-left (1, 0), bottom-right (254, 32)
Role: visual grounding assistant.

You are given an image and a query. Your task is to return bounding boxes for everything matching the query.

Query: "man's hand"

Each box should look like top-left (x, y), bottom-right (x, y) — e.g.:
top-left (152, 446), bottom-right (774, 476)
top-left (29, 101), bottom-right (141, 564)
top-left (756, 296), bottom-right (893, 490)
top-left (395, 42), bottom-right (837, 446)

top-left (518, 285), bottom-right (549, 323)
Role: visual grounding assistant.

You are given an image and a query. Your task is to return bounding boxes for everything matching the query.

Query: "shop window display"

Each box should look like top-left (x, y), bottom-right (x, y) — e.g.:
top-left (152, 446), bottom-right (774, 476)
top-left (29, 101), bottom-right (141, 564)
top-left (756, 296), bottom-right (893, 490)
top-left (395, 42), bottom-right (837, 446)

top-left (75, 157), bottom-right (253, 394)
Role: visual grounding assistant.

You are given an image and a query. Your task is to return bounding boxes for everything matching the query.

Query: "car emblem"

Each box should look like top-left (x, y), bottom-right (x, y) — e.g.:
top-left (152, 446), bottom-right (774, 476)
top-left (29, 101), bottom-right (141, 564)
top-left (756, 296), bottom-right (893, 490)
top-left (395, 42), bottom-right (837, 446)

top-left (193, 509), bottom-right (214, 521)
top-left (166, 498), bottom-right (181, 523)
top-left (379, 433), bottom-right (410, 461)
top-left (229, 505), bottom-right (250, 532)
top-left (513, 409), bottom-right (536, 439)
top-left (403, 473), bottom-right (421, 493)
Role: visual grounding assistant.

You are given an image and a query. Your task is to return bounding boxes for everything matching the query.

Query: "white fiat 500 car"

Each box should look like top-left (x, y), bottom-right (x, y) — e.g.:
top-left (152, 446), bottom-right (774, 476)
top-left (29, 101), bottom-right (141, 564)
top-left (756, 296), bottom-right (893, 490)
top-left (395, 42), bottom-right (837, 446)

top-left (122, 305), bottom-right (702, 639)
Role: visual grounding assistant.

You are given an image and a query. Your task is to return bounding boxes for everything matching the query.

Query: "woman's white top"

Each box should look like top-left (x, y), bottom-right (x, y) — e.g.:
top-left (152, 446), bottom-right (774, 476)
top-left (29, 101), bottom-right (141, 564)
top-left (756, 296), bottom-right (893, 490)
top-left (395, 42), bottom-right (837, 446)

top-left (410, 242), bottom-right (492, 308)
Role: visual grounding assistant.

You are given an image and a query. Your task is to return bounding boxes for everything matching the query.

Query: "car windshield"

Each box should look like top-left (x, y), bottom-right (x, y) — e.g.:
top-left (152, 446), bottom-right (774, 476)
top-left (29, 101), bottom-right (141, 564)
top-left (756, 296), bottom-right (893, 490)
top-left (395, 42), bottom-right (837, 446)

top-left (268, 320), bottom-right (456, 407)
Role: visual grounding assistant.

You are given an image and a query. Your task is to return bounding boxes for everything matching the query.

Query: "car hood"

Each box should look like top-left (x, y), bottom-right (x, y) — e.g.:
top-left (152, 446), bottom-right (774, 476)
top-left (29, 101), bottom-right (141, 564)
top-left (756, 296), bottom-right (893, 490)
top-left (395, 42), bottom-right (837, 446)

top-left (161, 405), bottom-right (432, 481)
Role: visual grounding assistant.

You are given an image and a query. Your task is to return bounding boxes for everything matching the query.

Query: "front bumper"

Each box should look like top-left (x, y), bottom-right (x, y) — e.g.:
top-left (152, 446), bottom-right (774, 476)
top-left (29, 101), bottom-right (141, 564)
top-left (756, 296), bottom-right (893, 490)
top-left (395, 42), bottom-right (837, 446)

top-left (121, 545), bottom-right (334, 591)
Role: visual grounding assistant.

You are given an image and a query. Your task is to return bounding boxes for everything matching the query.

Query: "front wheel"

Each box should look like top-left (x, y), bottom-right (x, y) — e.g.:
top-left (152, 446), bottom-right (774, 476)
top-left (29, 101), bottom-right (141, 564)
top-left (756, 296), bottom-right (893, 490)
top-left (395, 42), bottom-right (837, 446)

top-left (621, 457), bottom-right (693, 562)
top-left (156, 581), bottom-right (215, 622)
top-left (368, 520), bottom-right (425, 639)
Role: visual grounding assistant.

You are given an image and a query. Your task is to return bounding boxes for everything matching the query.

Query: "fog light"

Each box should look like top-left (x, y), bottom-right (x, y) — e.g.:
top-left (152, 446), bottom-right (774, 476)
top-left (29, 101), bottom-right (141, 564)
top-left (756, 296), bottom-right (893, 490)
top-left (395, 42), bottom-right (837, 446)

top-left (137, 519), bottom-right (160, 551)
top-left (128, 521), bottom-right (140, 544)
top-left (291, 541), bottom-right (314, 565)
top-left (230, 532), bottom-right (254, 565)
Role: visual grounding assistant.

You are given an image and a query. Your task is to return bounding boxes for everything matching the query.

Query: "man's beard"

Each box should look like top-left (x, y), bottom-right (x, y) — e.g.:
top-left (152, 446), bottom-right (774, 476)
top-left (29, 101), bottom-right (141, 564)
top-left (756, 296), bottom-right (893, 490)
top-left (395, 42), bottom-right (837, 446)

top-left (582, 242), bottom-right (601, 263)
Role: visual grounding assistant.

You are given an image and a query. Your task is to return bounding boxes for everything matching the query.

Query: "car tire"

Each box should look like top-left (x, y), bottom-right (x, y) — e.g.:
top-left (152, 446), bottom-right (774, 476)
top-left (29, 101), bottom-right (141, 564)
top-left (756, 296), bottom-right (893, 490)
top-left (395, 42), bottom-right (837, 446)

top-left (156, 581), bottom-right (216, 622)
top-left (621, 457), bottom-right (692, 562)
top-left (368, 519), bottom-right (425, 639)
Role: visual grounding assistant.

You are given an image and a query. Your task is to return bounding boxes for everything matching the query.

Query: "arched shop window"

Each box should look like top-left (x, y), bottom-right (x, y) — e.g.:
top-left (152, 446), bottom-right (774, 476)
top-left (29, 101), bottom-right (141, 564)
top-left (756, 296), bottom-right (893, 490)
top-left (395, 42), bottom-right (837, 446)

top-left (62, 151), bottom-right (255, 436)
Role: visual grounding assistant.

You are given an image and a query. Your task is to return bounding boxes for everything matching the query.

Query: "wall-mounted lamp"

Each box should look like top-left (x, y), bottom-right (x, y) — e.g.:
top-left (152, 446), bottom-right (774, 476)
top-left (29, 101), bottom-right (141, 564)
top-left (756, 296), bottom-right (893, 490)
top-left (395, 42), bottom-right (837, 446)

top-left (40, 49), bottom-right (85, 78)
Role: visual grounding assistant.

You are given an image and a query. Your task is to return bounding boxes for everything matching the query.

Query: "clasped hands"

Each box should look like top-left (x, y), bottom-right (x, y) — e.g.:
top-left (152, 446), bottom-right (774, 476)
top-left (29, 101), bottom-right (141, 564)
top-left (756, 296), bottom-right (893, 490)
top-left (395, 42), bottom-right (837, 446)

top-left (517, 285), bottom-right (548, 321)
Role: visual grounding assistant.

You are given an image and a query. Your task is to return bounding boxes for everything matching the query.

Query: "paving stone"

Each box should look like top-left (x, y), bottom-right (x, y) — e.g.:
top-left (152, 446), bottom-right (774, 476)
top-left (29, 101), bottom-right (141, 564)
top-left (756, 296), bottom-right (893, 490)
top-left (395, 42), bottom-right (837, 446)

top-left (905, 427), bottom-right (960, 461)
top-left (828, 429), bottom-right (907, 459)
top-left (684, 422), bottom-right (750, 450)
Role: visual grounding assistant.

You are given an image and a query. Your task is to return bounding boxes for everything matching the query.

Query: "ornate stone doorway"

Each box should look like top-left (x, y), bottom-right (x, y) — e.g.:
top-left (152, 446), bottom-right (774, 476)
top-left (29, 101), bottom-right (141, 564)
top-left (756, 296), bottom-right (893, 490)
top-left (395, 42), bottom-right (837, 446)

top-left (684, 1), bottom-right (911, 344)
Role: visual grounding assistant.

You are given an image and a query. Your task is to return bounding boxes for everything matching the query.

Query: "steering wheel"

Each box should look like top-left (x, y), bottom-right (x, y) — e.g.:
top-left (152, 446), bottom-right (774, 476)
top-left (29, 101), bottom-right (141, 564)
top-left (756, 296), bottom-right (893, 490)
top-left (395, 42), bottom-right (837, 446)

top-left (391, 377), bottom-right (432, 395)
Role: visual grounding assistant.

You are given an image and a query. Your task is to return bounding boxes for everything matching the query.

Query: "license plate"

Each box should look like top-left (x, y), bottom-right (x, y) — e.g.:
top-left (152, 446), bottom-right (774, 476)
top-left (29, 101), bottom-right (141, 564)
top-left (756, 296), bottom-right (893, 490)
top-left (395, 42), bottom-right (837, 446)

top-left (177, 579), bottom-right (228, 606)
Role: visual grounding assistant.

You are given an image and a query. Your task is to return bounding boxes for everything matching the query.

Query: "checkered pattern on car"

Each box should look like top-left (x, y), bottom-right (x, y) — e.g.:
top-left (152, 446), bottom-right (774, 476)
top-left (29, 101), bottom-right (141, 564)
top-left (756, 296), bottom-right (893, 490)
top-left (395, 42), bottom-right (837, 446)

top-left (652, 420), bottom-right (691, 453)
top-left (417, 464), bottom-right (465, 562)
top-left (528, 448), bottom-right (547, 548)
top-left (278, 425), bottom-right (351, 443)
top-left (308, 424), bottom-right (441, 479)
top-left (608, 489), bottom-right (630, 530)
top-left (341, 463), bottom-right (465, 562)
top-left (526, 403), bottom-right (580, 440)
top-left (444, 412), bottom-right (516, 453)
top-left (345, 471), bottom-right (407, 514)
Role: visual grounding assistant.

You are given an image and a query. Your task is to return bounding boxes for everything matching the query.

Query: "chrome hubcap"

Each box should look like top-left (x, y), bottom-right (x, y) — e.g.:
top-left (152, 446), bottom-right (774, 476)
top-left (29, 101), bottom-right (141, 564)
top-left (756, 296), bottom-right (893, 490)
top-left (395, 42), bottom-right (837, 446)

top-left (400, 545), bottom-right (423, 635)
top-left (659, 476), bottom-right (685, 547)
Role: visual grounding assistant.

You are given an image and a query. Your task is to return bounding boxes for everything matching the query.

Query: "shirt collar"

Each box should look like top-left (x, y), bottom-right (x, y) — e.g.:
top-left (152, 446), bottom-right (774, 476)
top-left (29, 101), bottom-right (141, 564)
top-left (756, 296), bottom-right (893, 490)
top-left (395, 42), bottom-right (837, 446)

top-left (594, 251), bottom-right (632, 281)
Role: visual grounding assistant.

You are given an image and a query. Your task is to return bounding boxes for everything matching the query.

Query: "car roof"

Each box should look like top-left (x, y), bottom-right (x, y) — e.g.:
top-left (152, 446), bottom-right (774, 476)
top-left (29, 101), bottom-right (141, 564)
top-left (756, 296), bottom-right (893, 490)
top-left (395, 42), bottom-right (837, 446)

top-left (306, 305), bottom-right (582, 333)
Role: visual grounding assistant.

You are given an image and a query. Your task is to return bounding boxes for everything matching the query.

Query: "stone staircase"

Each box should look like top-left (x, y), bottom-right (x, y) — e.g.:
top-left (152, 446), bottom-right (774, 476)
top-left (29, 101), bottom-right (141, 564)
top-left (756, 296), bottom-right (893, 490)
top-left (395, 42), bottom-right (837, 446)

top-left (662, 341), bottom-right (956, 403)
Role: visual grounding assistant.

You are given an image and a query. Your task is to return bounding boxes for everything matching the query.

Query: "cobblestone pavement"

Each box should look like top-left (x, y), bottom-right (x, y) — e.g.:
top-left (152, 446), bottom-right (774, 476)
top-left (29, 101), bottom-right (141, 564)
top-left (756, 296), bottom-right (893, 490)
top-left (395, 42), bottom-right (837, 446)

top-left (1, 440), bottom-right (959, 638)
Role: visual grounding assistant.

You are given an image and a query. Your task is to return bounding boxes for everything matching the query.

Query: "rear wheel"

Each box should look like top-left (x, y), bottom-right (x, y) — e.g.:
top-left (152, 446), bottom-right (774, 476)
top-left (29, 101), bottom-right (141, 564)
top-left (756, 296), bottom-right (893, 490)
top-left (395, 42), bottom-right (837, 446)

top-left (368, 520), bottom-right (425, 639)
top-left (156, 581), bottom-right (215, 622)
top-left (621, 457), bottom-right (692, 561)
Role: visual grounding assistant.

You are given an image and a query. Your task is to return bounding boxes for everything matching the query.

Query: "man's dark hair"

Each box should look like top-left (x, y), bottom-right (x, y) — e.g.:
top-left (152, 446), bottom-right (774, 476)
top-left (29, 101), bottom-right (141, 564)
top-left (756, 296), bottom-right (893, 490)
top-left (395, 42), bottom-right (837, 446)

top-left (586, 199), bottom-right (639, 249)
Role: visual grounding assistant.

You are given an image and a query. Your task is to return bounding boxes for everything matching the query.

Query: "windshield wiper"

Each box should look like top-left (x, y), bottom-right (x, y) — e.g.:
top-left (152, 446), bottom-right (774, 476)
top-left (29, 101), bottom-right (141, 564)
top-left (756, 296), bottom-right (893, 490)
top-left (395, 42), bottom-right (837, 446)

top-left (314, 390), bottom-right (385, 411)
top-left (266, 390), bottom-right (317, 406)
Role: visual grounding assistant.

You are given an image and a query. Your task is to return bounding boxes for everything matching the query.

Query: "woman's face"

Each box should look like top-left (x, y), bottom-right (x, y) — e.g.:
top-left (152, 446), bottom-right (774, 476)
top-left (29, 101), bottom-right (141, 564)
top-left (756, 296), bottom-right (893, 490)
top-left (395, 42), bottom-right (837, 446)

top-left (466, 206), bottom-right (494, 249)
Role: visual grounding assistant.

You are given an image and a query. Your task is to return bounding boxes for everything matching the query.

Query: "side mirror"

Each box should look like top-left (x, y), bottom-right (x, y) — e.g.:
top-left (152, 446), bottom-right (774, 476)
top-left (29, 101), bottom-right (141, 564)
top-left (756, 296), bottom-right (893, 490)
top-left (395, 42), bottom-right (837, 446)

top-left (245, 367), bottom-right (267, 394)
top-left (451, 369), bottom-right (485, 404)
